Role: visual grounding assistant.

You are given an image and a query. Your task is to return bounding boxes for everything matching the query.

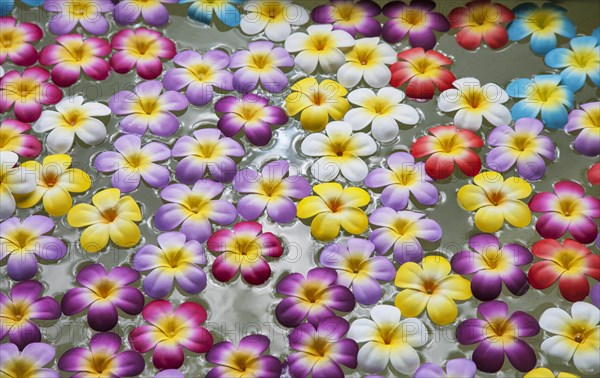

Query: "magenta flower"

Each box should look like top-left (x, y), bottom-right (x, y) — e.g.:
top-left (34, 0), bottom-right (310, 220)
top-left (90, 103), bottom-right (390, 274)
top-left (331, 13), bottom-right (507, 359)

top-left (215, 94), bottom-right (288, 146)
top-left (456, 301), bottom-right (539, 373)
top-left (61, 264), bottom-right (144, 332)
top-left (154, 179), bottom-right (237, 242)
top-left (109, 80), bottom-right (188, 137)
top-left (565, 101), bottom-right (600, 157)
top-left (163, 50), bottom-right (233, 106)
top-left (129, 300), bottom-right (213, 370)
top-left (0, 119), bottom-right (41, 158)
top-left (0, 280), bottom-right (60, 350)
top-left (0, 17), bottom-right (42, 66)
top-left (206, 335), bottom-right (282, 378)
top-left (275, 267), bottom-right (355, 328)
top-left (414, 358), bottom-right (476, 378)
top-left (58, 332), bottom-right (145, 377)
top-left (94, 134), bottom-right (171, 192)
top-left (44, 0), bottom-right (114, 35)
top-left (0, 343), bottom-right (58, 378)
top-left (311, 0), bottom-right (382, 37)
top-left (113, 0), bottom-right (178, 26)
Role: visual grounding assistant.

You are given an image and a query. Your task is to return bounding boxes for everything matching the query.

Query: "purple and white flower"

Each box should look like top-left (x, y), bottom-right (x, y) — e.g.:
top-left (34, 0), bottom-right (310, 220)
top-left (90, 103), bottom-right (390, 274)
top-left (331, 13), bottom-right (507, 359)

top-left (206, 335), bottom-right (282, 378)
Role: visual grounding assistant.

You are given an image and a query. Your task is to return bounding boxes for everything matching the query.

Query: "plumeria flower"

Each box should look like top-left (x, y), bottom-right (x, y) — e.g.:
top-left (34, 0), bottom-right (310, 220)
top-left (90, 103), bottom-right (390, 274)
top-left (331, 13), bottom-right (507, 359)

top-left (285, 24), bottom-right (355, 74)
top-left (61, 264), bottom-right (144, 332)
top-left (181, 0), bottom-right (243, 27)
top-left (311, 0), bottom-right (381, 37)
top-left (275, 267), bottom-right (355, 327)
top-left (0, 343), bottom-right (57, 378)
top-left (365, 152), bottom-right (438, 210)
top-left (320, 238), bottom-right (395, 305)
top-left (233, 160), bottom-right (310, 223)
top-left (565, 101), bottom-right (600, 157)
top-left (109, 80), bottom-right (188, 137)
top-left (114, 0), bottom-right (178, 26)
top-left (94, 134), bottom-right (171, 193)
top-left (288, 316), bottom-right (358, 378)
top-left (438, 77), bottom-right (511, 131)
top-left (390, 47), bottom-right (456, 100)
top-left (0, 152), bottom-right (35, 219)
top-left (285, 77), bottom-right (350, 132)
top-left (486, 117), bottom-right (556, 180)
top-left (0, 119), bottom-right (41, 158)
top-left (337, 37), bottom-right (396, 88)
top-left (0, 17), bottom-right (42, 66)
top-left (240, 0), bottom-right (309, 42)
top-left (456, 300), bottom-right (540, 373)
top-left (414, 358), bottom-right (477, 378)
top-left (525, 368), bottom-right (578, 378)
top-left (163, 50), bottom-right (233, 106)
top-left (44, 0), bottom-right (114, 35)
top-left (297, 182), bottom-right (370, 241)
top-left (545, 36), bottom-right (600, 91)
top-left (172, 128), bottom-right (245, 184)
top-left (529, 181), bottom-right (600, 244)
top-left (507, 74), bottom-right (574, 129)
top-left (507, 2), bottom-right (575, 55)
top-left (129, 300), bottom-right (213, 369)
top-left (215, 94), bottom-right (288, 146)
top-left (528, 239), bottom-right (599, 302)
top-left (39, 34), bottom-right (111, 87)
top-left (155, 180), bottom-right (237, 242)
top-left (301, 121), bottom-right (376, 182)
top-left (206, 335), bottom-right (282, 378)
top-left (451, 233), bottom-right (533, 301)
top-left (0, 280), bottom-right (61, 349)
top-left (110, 28), bottom-right (176, 80)
top-left (0, 0), bottom-right (44, 15)
top-left (344, 87), bottom-right (420, 142)
top-left (67, 188), bottom-right (142, 252)
top-left (347, 305), bottom-right (427, 374)
top-left (58, 332), bottom-right (145, 377)
top-left (448, 0), bottom-right (514, 50)
top-left (382, 0), bottom-right (450, 49)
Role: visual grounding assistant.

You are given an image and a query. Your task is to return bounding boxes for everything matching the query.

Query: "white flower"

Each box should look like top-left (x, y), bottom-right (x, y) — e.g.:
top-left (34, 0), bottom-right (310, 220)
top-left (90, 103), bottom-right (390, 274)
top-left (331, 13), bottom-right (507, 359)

top-left (240, 0), bottom-right (309, 42)
top-left (33, 96), bottom-right (111, 154)
top-left (344, 87), bottom-right (420, 142)
top-left (337, 37), bottom-right (397, 88)
top-left (301, 121), bottom-right (376, 182)
top-left (437, 77), bottom-right (511, 131)
top-left (0, 151), bottom-right (36, 219)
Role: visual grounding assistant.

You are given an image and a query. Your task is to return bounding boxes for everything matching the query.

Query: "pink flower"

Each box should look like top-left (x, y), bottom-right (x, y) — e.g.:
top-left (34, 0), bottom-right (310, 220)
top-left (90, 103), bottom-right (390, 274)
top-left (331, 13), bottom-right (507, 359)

top-left (0, 119), bottom-right (41, 158)
top-left (44, 0), bottom-right (114, 35)
top-left (0, 17), bottom-right (42, 66)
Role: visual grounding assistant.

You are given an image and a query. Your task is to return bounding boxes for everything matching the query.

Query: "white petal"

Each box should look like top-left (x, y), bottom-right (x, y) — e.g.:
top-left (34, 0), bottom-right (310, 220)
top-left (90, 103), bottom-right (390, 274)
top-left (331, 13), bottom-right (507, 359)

top-left (311, 156), bottom-right (341, 181)
top-left (358, 341), bottom-right (391, 373)
top-left (363, 64), bottom-right (392, 88)
top-left (398, 318), bottom-right (428, 347)
top-left (343, 108), bottom-right (375, 131)
top-left (340, 156), bottom-right (369, 182)
top-left (4, 167), bottom-right (36, 194)
top-left (481, 83), bottom-right (509, 103)
top-left (337, 63), bottom-right (363, 88)
top-left (454, 109), bottom-right (483, 131)
top-left (571, 302), bottom-right (600, 326)
top-left (56, 95), bottom-right (84, 113)
top-left (453, 77), bottom-right (481, 90)
top-left (483, 103), bottom-right (512, 126)
top-left (389, 104), bottom-right (420, 125)
top-left (348, 88), bottom-right (376, 107)
top-left (325, 120), bottom-right (353, 139)
top-left (306, 24), bottom-right (333, 35)
top-left (264, 21), bottom-right (291, 42)
top-left (389, 343), bottom-right (421, 375)
top-left (240, 15), bottom-right (268, 35)
top-left (348, 132), bottom-right (376, 155)
top-left (540, 335), bottom-right (576, 361)
top-left (0, 151), bottom-right (18, 168)
top-left (33, 111), bottom-right (62, 132)
top-left (540, 307), bottom-right (573, 335)
top-left (573, 334), bottom-right (600, 375)
top-left (46, 128), bottom-right (75, 154)
top-left (285, 32), bottom-right (309, 52)
top-left (285, 4), bottom-right (309, 25)
top-left (74, 118), bottom-right (107, 145)
top-left (373, 43), bottom-right (397, 64)
top-left (319, 49), bottom-right (346, 73)
top-left (301, 133), bottom-right (331, 157)
top-left (0, 188), bottom-right (16, 220)
top-left (377, 87), bottom-right (405, 103)
top-left (294, 50), bottom-right (319, 74)
top-left (371, 115), bottom-right (399, 143)
top-left (437, 89), bottom-right (463, 112)
top-left (80, 101), bottom-right (111, 116)
top-left (331, 30), bottom-right (355, 48)
top-left (371, 305), bottom-right (401, 328)
top-left (348, 318), bottom-right (379, 343)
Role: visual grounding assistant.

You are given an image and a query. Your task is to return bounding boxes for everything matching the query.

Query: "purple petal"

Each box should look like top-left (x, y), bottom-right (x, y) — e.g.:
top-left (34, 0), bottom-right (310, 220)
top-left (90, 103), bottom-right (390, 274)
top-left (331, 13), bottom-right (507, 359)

top-left (87, 301), bottom-right (118, 331)
top-left (266, 196), bottom-right (296, 223)
top-left (61, 287), bottom-right (94, 315)
top-left (472, 340), bottom-right (506, 373)
top-left (471, 271), bottom-right (503, 301)
top-left (504, 339), bottom-right (537, 372)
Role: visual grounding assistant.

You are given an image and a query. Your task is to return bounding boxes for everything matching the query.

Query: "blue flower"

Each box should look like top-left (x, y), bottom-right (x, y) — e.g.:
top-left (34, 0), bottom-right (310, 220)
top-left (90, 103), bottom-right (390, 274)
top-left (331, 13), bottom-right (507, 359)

top-left (545, 36), bottom-right (600, 91)
top-left (179, 0), bottom-right (243, 27)
top-left (1, 0), bottom-right (43, 16)
top-left (593, 27), bottom-right (600, 41)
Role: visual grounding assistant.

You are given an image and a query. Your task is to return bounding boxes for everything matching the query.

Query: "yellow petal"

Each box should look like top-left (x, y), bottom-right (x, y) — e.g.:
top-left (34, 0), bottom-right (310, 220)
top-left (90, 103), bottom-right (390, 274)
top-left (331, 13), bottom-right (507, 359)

top-left (19, 160), bottom-right (42, 173)
top-left (339, 186), bottom-right (370, 208)
top-left (422, 255), bottom-right (451, 280)
top-left (80, 223), bottom-right (110, 252)
top-left (285, 93), bottom-right (312, 116)
top-left (473, 171), bottom-right (504, 189)
top-left (15, 187), bottom-right (45, 208)
top-left (43, 186), bottom-right (73, 216)
top-left (300, 106), bottom-right (329, 132)
top-left (339, 207), bottom-right (368, 235)
top-left (501, 200), bottom-right (532, 228)
top-left (437, 275), bottom-right (472, 300)
top-left (473, 206), bottom-right (505, 232)
top-left (395, 262), bottom-right (425, 290)
top-left (109, 218), bottom-right (141, 248)
top-left (427, 294), bottom-right (457, 325)
top-left (324, 98), bottom-right (350, 121)
top-left (502, 176), bottom-right (532, 199)
top-left (524, 368), bottom-right (554, 378)
top-left (457, 184), bottom-right (489, 211)
top-left (297, 196), bottom-right (328, 219)
top-left (116, 196), bottom-right (142, 221)
top-left (394, 289), bottom-right (428, 318)
top-left (311, 212), bottom-right (341, 241)
top-left (91, 188), bottom-right (121, 213)
top-left (313, 182), bottom-right (342, 203)
top-left (67, 204), bottom-right (103, 227)
top-left (42, 154), bottom-right (72, 169)
top-left (59, 168), bottom-right (91, 193)
top-left (320, 79), bottom-right (348, 97)
top-left (291, 77), bottom-right (318, 93)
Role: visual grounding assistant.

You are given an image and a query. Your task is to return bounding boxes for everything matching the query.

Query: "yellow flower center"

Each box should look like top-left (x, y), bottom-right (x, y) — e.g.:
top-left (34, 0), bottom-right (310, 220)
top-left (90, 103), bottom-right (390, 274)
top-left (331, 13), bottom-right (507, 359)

top-left (410, 56), bottom-right (438, 77)
top-left (555, 248), bottom-right (585, 272)
top-left (239, 102), bottom-right (264, 123)
top-left (434, 133), bottom-right (463, 154)
top-left (422, 279), bottom-right (437, 295)
top-left (378, 323), bottom-right (397, 345)
top-left (260, 179), bottom-right (282, 197)
top-left (190, 63), bottom-right (213, 81)
top-left (262, 2), bottom-right (285, 20)
top-left (2, 358), bottom-right (37, 378)
top-left (0, 29), bottom-right (16, 48)
top-left (9, 229), bottom-right (33, 250)
top-left (234, 235), bottom-right (259, 257)
top-left (486, 190), bottom-right (506, 206)
top-left (5, 300), bottom-right (31, 325)
top-left (196, 141), bottom-right (217, 159)
top-left (101, 207), bottom-right (119, 222)
top-left (125, 151), bottom-right (148, 169)
top-left (345, 255), bottom-right (363, 274)
top-left (160, 247), bottom-right (188, 269)
top-left (570, 49), bottom-right (598, 69)
top-left (135, 38), bottom-right (153, 55)
top-left (250, 52), bottom-right (273, 70)
top-left (69, 1), bottom-right (91, 17)
top-left (138, 97), bottom-right (159, 115)
top-left (90, 353), bottom-right (114, 374)
top-left (531, 83), bottom-right (559, 102)
top-left (394, 169), bottom-right (418, 186)
top-left (93, 279), bottom-right (118, 299)
top-left (486, 318), bottom-right (515, 341)
top-left (5, 79), bottom-right (38, 102)
top-left (558, 197), bottom-right (579, 217)
top-left (462, 88), bottom-right (485, 109)
top-left (302, 282), bottom-right (326, 303)
top-left (402, 9), bottom-right (426, 26)
top-left (334, 3), bottom-right (356, 22)
top-left (183, 195), bottom-right (209, 214)
top-left (62, 109), bottom-right (84, 127)
top-left (156, 315), bottom-right (187, 341)
top-left (527, 9), bottom-right (557, 31)
top-left (511, 134), bottom-right (532, 152)
top-left (230, 351), bottom-right (256, 372)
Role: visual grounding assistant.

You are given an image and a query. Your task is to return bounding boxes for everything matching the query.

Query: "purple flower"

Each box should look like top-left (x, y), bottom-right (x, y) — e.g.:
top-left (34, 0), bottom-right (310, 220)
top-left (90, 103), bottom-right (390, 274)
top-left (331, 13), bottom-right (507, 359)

top-left (0, 280), bottom-right (61, 349)
top-left (232, 160), bottom-right (310, 223)
top-left (61, 264), bottom-right (144, 332)
top-left (58, 332), bottom-right (145, 377)
top-left (565, 101), bottom-right (600, 157)
top-left (154, 179), bottom-right (237, 242)
top-left (205, 335), bottom-right (282, 378)
top-left (44, 0), bottom-right (114, 35)
top-left (0, 343), bottom-right (58, 378)
top-left (414, 358), bottom-right (476, 378)
top-left (311, 0), bottom-right (382, 37)
top-left (94, 134), bottom-right (171, 192)
top-left (591, 283), bottom-right (600, 308)
top-left (113, 0), bottom-right (178, 26)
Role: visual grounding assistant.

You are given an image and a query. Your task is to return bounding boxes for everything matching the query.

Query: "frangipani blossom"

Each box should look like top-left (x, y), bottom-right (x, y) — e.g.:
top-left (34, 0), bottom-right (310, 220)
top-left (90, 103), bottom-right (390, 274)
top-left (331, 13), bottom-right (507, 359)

top-left (311, 0), bottom-right (381, 37)
top-left (0, 343), bottom-right (57, 378)
top-left (565, 101), bottom-right (600, 157)
top-left (414, 358), bottom-right (477, 378)
top-left (545, 36), bottom-right (600, 91)
top-left (240, 0), bottom-right (309, 42)
top-left (0, 17), bottom-right (42, 66)
top-left (114, 0), bottom-right (178, 26)
top-left (230, 41), bottom-right (293, 93)
top-left (0, 152), bottom-right (35, 220)
top-left (0, 0), bottom-right (44, 16)
top-left (0, 119), bottom-right (41, 158)
top-left (337, 37), bottom-right (396, 88)
top-left (44, 0), bottom-right (114, 34)
top-left (206, 335), bottom-right (282, 378)
top-left (448, 0), bottom-right (514, 50)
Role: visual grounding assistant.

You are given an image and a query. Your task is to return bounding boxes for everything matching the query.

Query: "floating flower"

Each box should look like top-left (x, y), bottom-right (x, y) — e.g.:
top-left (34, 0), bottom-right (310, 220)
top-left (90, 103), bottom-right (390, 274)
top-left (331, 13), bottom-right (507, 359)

top-left (114, 0), bottom-right (178, 26)
top-left (414, 358), bottom-right (477, 378)
top-left (589, 162), bottom-right (600, 186)
top-left (0, 215), bottom-right (66, 280)
top-left (448, 0), bottom-right (514, 50)
top-left (437, 77), bottom-right (511, 131)
top-left (528, 239), bottom-right (599, 302)
top-left (0, 17), bottom-right (42, 66)
top-left (311, 0), bottom-right (381, 37)
top-left (0, 343), bottom-right (57, 378)
top-left (507, 74), bottom-right (574, 129)
top-left (94, 134), bottom-right (170, 193)
top-left (456, 300), bottom-right (540, 373)
top-left (163, 50), bottom-right (233, 106)
top-left (215, 94), bottom-right (288, 146)
top-left (109, 80), bottom-right (188, 137)
top-left (525, 368), bottom-right (578, 378)
top-left (232, 160), bottom-right (310, 223)
top-left (44, 0), bottom-right (114, 35)
top-left (390, 47), bottom-right (456, 100)
top-left (206, 334), bottom-right (282, 378)
top-left (275, 267), bottom-right (355, 327)
top-left (129, 300), bottom-right (213, 369)
top-left (337, 37), bottom-right (396, 88)
top-left (301, 121), bottom-right (376, 182)
top-left (0, 0), bottom-right (44, 16)
top-left (181, 0), bottom-right (242, 26)
top-left (172, 128), bottom-right (244, 184)
top-left (67, 188), bottom-right (142, 252)
top-left (565, 101), bottom-right (600, 157)
top-left (451, 233), bottom-right (532, 301)
top-left (297, 182), bottom-right (369, 241)
top-left (545, 36), bottom-right (600, 91)
top-left (284, 77), bottom-right (350, 132)
top-left (155, 180), bottom-right (237, 242)
top-left (239, 0), bottom-right (309, 42)
top-left (110, 28), bottom-right (176, 80)
top-left (0, 151), bottom-right (35, 220)
top-left (539, 301), bottom-right (600, 375)
top-left (230, 41), bottom-right (293, 93)
top-left (457, 171), bottom-right (532, 232)
top-left (0, 119), bottom-right (41, 158)
top-left (529, 181), bottom-right (600, 244)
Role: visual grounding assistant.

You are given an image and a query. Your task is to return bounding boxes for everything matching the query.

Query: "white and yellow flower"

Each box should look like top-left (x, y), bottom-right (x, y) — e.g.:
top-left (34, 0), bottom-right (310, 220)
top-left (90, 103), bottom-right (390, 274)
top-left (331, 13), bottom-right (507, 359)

top-left (240, 0), bottom-right (309, 42)
top-left (0, 151), bottom-right (36, 220)
top-left (337, 37), bottom-right (397, 88)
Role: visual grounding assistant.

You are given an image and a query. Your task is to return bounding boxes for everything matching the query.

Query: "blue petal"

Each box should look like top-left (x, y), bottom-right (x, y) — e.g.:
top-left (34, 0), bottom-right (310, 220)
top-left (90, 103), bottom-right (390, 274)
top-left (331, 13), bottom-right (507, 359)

top-left (570, 36), bottom-right (598, 50)
top-left (188, 4), bottom-right (213, 25)
top-left (512, 2), bottom-right (539, 18)
top-left (589, 65), bottom-right (600, 87)
top-left (506, 78), bottom-right (534, 98)
top-left (530, 32), bottom-right (557, 55)
top-left (0, 0), bottom-right (14, 16)
top-left (534, 74), bottom-right (562, 87)
top-left (592, 27), bottom-right (600, 42)
top-left (556, 86), bottom-right (574, 109)
top-left (541, 104), bottom-right (568, 129)
top-left (507, 20), bottom-right (533, 41)
top-left (215, 3), bottom-right (240, 27)
top-left (22, 0), bottom-right (43, 6)
top-left (544, 48), bottom-right (571, 68)
top-left (511, 100), bottom-right (541, 120)
top-left (560, 67), bottom-right (587, 92)
top-left (555, 18), bottom-right (576, 38)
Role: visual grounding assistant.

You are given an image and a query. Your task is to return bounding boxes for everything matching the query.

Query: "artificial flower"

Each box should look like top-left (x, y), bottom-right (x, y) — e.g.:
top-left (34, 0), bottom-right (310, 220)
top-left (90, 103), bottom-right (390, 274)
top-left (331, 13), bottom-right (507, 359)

top-left (275, 267), bottom-right (355, 327)
top-left (94, 134), bottom-right (170, 192)
top-left (232, 160), bottom-right (310, 223)
top-left (0, 151), bottom-right (35, 219)
top-left (129, 300), bottom-right (213, 369)
top-left (0, 119), bottom-right (41, 158)
top-left (545, 36), bottom-right (600, 91)
top-left (109, 80), bottom-right (188, 137)
top-left (0, 343), bottom-right (57, 378)
top-left (297, 182), bottom-right (369, 241)
top-left (239, 0), bottom-right (309, 42)
top-left (456, 300), bottom-right (540, 373)
top-left (285, 77), bottom-right (350, 132)
top-left (592, 284), bottom-right (600, 308)
top-left (311, 0), bottom-right (381, 37)
top-left (230, 41), bottom-right (293, 93)
top-left (206, 335), bottom-right (282, 378)
top-left (565, 101), bottom-right (600, 157)
top-left (61, 264), bottom-right (144, 331)
top-left (525, 368), bottom-right (579, 378)
top-left (0, 0), bottom-right (44, 16)
top-left (114, 0), bottom-right (178, 26)
top-left (67, 188), bottom-right (142, 252)
top-left (414, 358), bottom-right (477, 378)
top-left (0, 17), bottom-right (42, 66)
top-left (448, 0), bottom-right (514, 50)
top-left (589, 162), bottom-right (600, 186)
top-left (337, 37), bottom-right (396, 88)
top-left (44, 0), bottom-right (114, 35)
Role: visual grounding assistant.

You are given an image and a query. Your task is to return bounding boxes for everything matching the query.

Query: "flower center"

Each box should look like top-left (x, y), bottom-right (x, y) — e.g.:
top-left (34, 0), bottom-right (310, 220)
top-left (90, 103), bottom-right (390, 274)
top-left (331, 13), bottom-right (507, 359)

top-left (335, 3), bottom-right (355, 21)
top-left (529, 10), bottom-right (555, 31)
top-left (157, 316), bottom-right (185, 340)
top-left (437, 134), bottom-right (459, 154)
top-left (190, 64), bottom-right (212, 81)
top-left (62, 110), bottom-right (83, 127)
top-left (488, 318), bottom-right (512, 337)
top-left (15, 80), bottom-right (37, 100)
top-left (240, 103), bottom-right (263, 122)
top-left (571, 49), bottom-right (597, 69)
top-left (471, 7), bottom-right (489, 26)
top-left (422, 279), bottom-right (437, 295)
top-left (196, 142), bottom-right (216, 158)
top-left (463, 89), bottom-right (484, 109)
top-left (395, 170), bottom-right (418, 186)
top-left (91, 354), bottom-right (113, 374)
top-left (261, 179), bottom-right (280, 197)
top-left (309, 336), bottom-right (330, 357)
top-left (531, 83), bottom-right (559, 103)
top-left (345, 255), bottom-right (363, 274)
top-left (134, 38), bottom-right (153, 55)
top-left (43, 171), bottom-right (59, 188)
top-left (310, 90), bottom-right (328, 106)
top-left (0, 128), bottom-right (16, 148)
top-left (235, 236), bottom-right (259, 257)
top-left (139, 98), bottom-right (159, 115)
top-left (10, 229), bottom-right (32, 250)
top-left (378, 323), bottom-right (397, 345)
top-left (70, 1), bottom-right (89, 17)
top-left (7, 301), bottom-right (30, 324)
top-left (556, 248), bottom-right (584, 271)
top-left (161, 248), bottom-right (186, 269)
top-left (486, 190), bottom-right (505, 206)
top-left (251, 52), bottom-right (272, 70)
top-left (326, 198), bottom-right (344, 213)
top-left (355, 48), bottom-right (371, 66)
top-left (511, 134), bottom-right (531, 151)
top-left (265, 3), bottom-right (284, 20)
top-left (3, 358), bottom-right (36, 378)
top-left (0, 30), bottom-right (15, 48)
top-left (411, 57), bottom-right (435, 75)
top-left (101, 207), bottom-right (119, 222)
top-left (231, 351), bottom-right (254, 372)
top-left (302, 282), bottom-right (324, 303)
top-left (94, 279), bottom-right (117, 299)
top-left (402, 9), bottom-right (426, 26)
top-left (330, 140), bottom-right (348, 157)
top-left (185, 195), bottom-right (208, 214)
top-left (125, 152), bottom-right (146, 169)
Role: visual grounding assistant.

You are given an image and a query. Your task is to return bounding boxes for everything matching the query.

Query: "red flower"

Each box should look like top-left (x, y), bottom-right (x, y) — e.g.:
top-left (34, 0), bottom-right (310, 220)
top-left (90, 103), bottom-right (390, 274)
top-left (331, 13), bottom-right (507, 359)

top-left (588, 162), bottom-right (600, 185)
top-left (448, 0), bottom-right (514, 50)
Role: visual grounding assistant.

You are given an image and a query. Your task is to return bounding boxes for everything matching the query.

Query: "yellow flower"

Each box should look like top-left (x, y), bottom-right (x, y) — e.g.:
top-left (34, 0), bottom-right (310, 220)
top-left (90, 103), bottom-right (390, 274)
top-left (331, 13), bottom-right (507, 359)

top-left (297, 182), bottom-right (369, 241)
top-left (457, 171), bottom-right (532, 232)
top-left (15, 154), bottom-right (91, 216)
top-left (285, 77), bottom-right (350, 132)
top-left (394, 255), bottom-right (472, 325)
top-left (525, 368), bottom-right (579, 378)
top-left (67, 188), bottom-right (142, 252)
